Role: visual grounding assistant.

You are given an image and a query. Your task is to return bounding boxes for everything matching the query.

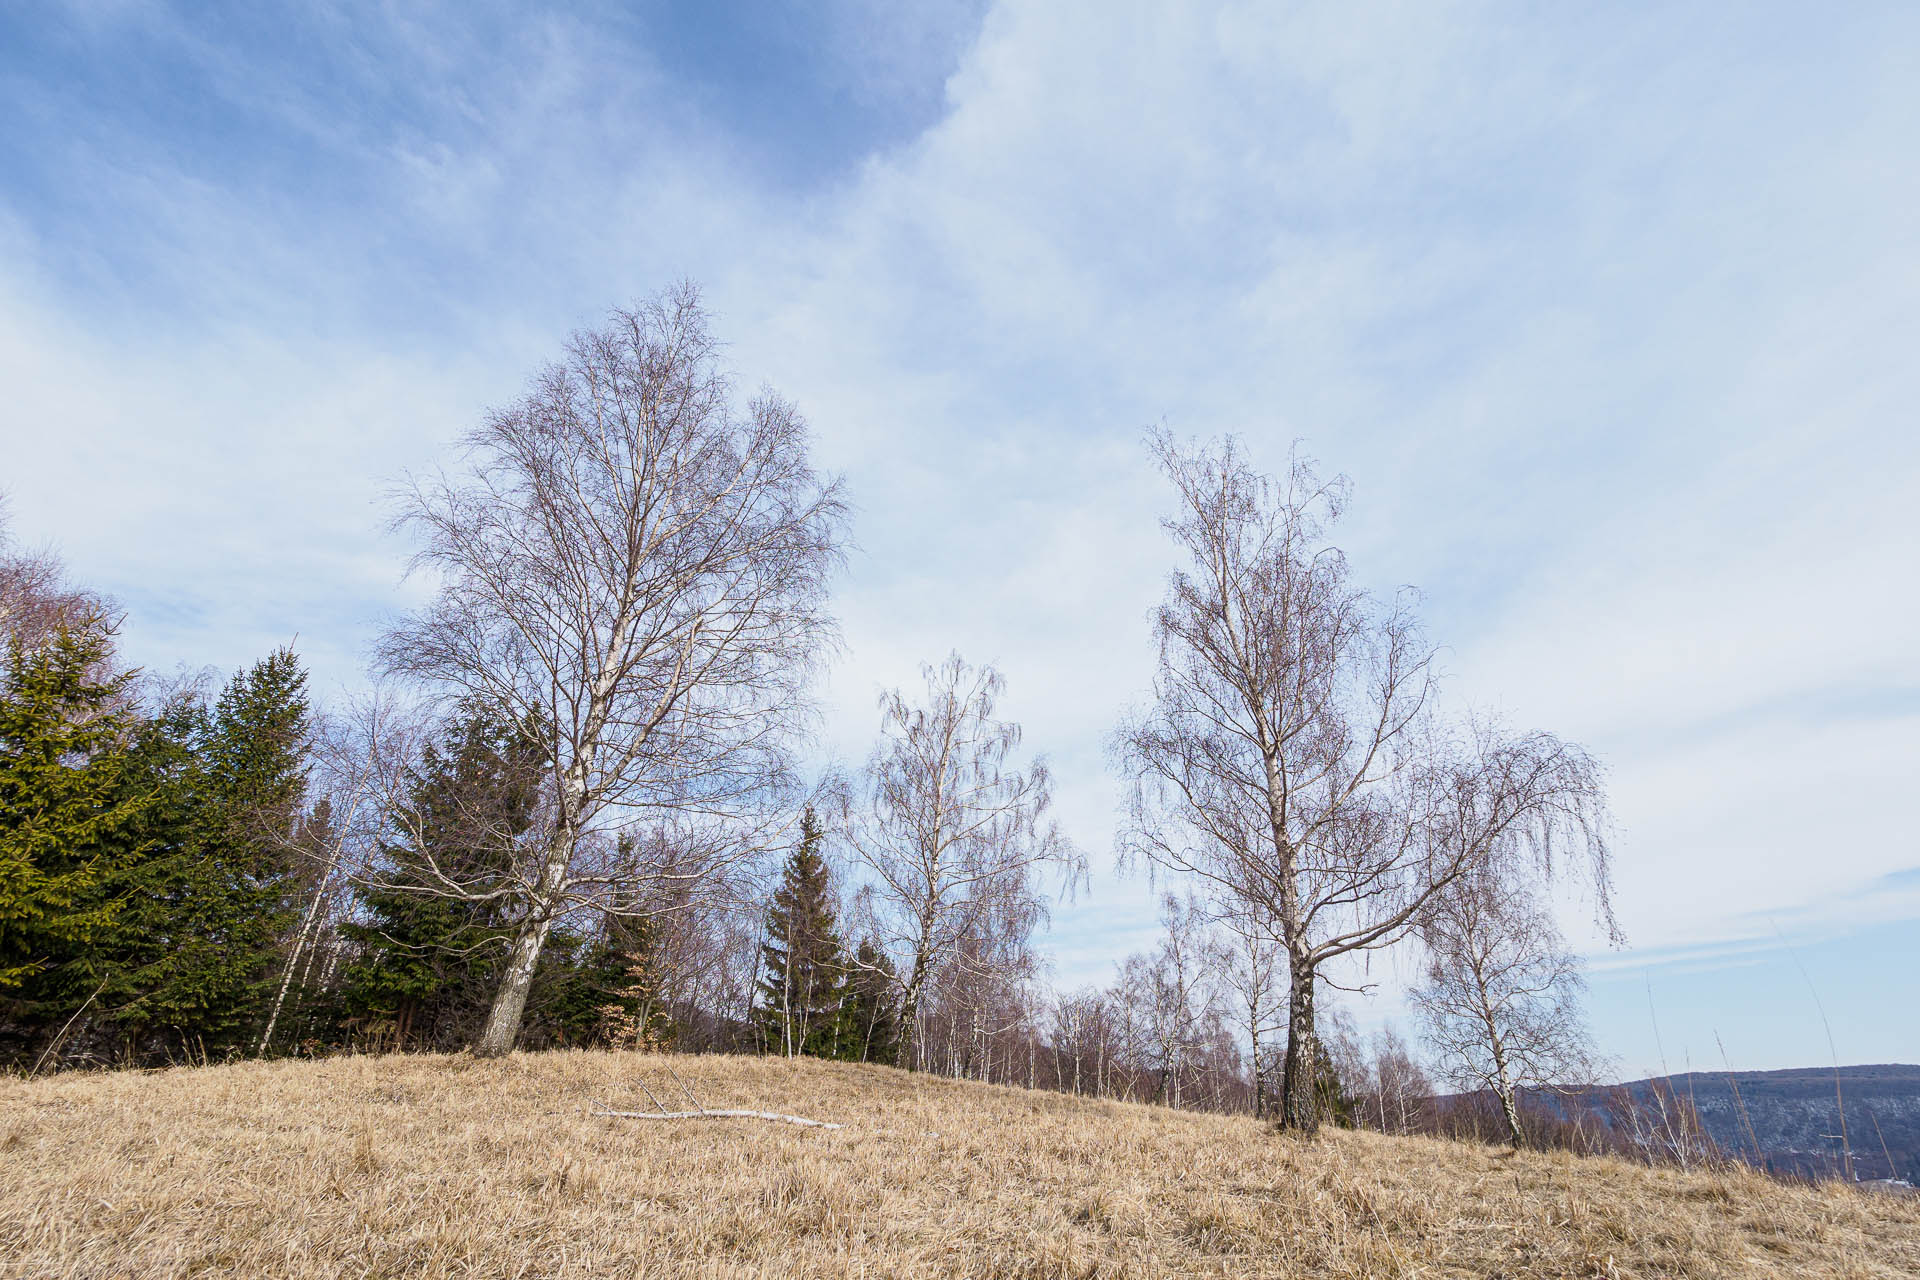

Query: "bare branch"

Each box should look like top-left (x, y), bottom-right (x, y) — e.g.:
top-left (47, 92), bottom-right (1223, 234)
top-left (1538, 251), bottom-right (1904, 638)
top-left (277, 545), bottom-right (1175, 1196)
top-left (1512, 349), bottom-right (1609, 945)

top-left (589, 1104), bottom-right (844, 1130)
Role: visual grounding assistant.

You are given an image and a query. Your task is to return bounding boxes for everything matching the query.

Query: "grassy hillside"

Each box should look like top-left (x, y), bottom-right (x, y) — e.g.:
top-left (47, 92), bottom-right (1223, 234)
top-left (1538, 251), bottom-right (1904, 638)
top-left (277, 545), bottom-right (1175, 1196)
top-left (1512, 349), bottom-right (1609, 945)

top-left (5, 1052), bottom-right (1918, 1279)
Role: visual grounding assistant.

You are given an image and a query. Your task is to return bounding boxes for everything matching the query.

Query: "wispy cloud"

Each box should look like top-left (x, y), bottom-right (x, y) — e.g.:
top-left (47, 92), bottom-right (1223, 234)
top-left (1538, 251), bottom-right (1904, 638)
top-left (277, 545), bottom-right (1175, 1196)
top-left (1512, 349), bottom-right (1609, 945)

top-left (3, 0), bottom-right (1916, 1061)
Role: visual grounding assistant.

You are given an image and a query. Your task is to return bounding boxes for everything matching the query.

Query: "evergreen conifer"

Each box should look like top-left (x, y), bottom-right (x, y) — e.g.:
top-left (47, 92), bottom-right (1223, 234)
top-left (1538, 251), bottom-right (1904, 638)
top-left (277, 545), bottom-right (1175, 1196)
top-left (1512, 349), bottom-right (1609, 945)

top-left (339, 711), bottom-right (537, 1050)
top-left (95, 649), bottom-right (312, 1057)
top-left (535, 913), bottom-right (674, 1050)
top-left (752, 808), bottom-right (847, 1058)
top-left (839, 938), bottom-right (905, 1065)
top-left (0, 620), bottom-right (149, 998)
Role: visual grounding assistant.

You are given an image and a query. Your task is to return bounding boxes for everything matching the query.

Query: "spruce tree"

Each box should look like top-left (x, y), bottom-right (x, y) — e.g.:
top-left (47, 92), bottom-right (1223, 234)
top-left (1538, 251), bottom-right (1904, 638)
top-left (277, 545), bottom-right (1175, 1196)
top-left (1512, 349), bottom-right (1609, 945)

top-left (838, 938), bottom-right (905, 1065)
top-left (0, 621), bottom-right (149, 1002)
top-left (339, 711), bottom-right (536, 1050)
top-left (592, 925), bottom-right (673, 1050)
top-left (535, 913), bottom-right (674, 1050)
top-left (76, 694), bottom-right (217, 1055)
top-left (752, 808), bottom-right (848, 1058)
top-left (96, 650), bottom-right (312, 1058)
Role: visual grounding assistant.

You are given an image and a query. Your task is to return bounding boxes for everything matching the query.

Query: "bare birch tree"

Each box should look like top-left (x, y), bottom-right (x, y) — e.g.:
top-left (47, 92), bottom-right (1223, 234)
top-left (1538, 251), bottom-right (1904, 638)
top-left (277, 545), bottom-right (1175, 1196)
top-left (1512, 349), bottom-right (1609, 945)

top-left (1050, 988), bottom-right (1108, 1096)
top-left (1356, 1024), bottom-right (1432, 1135)
top-left (378, 286), bottom-right (846, 1056)
top-left (1119, 893), bottom-right (1227, 1109)
top-left (1410, 873), bottom-right (1600, 1145)
top-left (841, 654), bottom-right (1081, 1070)
top-left (255, 707), bottom-right (391, 1056)
top-left (0, 498), bottom-right (107, 656)
top-left (1115, 432), bottom-right (1614, 1132)
top-left (1218, 908), bottom-right (1286, 1118)
top-left (917, 873), bottom-right (1045, 1080)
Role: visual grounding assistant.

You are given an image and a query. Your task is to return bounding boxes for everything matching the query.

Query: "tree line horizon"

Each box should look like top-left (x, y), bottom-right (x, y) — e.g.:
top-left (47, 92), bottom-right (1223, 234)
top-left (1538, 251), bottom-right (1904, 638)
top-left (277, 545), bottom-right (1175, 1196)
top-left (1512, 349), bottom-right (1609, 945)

top-left (0, 283), bottom-right (1619, 1142)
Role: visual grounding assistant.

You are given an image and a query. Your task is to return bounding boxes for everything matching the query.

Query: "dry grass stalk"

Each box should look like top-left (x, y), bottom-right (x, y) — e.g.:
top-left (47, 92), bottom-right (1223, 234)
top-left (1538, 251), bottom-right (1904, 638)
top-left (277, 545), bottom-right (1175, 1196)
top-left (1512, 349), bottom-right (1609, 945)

top-left (4, 1050), bottom-right (1917, 1278)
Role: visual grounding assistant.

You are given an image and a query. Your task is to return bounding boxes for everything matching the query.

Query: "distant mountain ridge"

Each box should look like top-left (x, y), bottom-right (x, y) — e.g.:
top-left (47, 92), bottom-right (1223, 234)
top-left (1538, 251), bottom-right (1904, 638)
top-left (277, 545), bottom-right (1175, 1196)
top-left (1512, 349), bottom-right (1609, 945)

top-left (1616, 1063), bottom-right (1920, 1183)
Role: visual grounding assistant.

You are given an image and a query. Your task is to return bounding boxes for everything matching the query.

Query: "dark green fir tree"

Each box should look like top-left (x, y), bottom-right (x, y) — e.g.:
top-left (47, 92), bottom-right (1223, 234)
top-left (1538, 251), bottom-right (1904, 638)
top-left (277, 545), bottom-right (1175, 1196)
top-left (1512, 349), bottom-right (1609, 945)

top-left (838, 938), bottom-right (905, 1065)
top-left (535, 911), bottom-right (675, 1051)
top-left (339, 710), bottom-right (538, 1051)
top-left (0, 619), bottom-right (150, 1022)
top-left (752, 807), bottom-right (848, 1058)
top-left (97, 648), bottom-right (312, 1059)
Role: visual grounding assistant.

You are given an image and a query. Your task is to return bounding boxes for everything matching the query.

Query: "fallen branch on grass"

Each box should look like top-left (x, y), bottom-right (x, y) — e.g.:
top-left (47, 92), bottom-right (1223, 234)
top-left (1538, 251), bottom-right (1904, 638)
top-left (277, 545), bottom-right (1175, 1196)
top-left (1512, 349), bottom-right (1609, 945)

top-left (590, 1102), bottom-right (844, 1130)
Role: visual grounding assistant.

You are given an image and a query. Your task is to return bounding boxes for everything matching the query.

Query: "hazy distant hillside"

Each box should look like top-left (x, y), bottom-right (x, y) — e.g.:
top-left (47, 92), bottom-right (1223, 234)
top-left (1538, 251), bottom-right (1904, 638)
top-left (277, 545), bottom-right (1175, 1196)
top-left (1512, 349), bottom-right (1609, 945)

top-left (1625, 1064), bottom-right (1920, 1183)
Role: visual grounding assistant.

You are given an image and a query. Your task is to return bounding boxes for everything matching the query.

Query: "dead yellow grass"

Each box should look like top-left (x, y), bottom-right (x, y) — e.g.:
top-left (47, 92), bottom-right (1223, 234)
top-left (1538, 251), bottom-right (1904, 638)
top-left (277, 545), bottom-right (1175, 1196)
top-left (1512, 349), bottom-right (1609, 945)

top-left (4, 1051), bottom-right (1916, 1278)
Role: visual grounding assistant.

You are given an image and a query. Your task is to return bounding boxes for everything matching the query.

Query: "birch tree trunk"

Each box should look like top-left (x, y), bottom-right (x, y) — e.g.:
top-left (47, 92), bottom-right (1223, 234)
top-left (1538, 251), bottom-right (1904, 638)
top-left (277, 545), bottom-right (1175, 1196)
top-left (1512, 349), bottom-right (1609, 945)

top-left (1495, 1055), bottom-right (1525, 1147)
top-left (1280, 960), bottom-right (1320, 1133)
top-left (256, 863), bottom-right (334, 1056)
top-left (475, 823), bottom-right (574, 1057)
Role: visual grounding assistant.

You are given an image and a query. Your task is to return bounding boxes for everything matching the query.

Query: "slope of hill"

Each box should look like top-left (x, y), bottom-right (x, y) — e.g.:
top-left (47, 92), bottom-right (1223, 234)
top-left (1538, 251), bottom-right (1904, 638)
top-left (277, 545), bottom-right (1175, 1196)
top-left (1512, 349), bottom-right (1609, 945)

top-left (5, 1052), bottom-right (1918, 1279)
top-left (1620, 1064), bottom-right (1920, 1184)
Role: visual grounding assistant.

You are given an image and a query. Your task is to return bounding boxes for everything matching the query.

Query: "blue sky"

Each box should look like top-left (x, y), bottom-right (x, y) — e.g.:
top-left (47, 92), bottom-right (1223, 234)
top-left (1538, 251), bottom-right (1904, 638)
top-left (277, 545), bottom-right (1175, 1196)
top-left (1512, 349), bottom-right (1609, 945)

top-left (2, 0), bottom-right (1915, 1077)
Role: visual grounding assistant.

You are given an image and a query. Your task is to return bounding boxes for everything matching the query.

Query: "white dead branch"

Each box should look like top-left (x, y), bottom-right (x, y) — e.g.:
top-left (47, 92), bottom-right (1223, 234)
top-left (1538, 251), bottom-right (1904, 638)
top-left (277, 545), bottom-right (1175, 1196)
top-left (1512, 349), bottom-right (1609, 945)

top-left (590, 1103), bottom-right (844, 1130)
top-left (590, 1065), bottom-right (845, 1130)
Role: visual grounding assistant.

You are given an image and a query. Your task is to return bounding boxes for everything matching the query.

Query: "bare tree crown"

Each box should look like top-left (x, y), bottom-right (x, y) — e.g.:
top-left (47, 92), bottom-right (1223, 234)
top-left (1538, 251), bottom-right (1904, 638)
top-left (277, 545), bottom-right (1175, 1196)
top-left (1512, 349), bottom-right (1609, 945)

top-left (1412, 872), bottom-right (1603, 1143)
top-left (1117, 431), bottom-right (1614, 962)
top-left (1114, 430), bottom-right (1616, 1130)
top-left (375, 285), bottom-right (847, 1054)
top-left (0, 497), bottom-right (111, 658)
top-left (843, 653), bottom-right (1084, 1067)
top-left (382, 286), bottom-right (846, 840)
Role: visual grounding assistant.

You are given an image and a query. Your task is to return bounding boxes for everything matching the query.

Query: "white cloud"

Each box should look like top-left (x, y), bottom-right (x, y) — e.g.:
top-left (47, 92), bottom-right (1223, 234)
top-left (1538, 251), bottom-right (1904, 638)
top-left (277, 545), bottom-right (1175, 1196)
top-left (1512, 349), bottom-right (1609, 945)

top-left (4, 0), bottom-right (1917, 1015)
top-left (710, 1), bottom-right (1920, 982)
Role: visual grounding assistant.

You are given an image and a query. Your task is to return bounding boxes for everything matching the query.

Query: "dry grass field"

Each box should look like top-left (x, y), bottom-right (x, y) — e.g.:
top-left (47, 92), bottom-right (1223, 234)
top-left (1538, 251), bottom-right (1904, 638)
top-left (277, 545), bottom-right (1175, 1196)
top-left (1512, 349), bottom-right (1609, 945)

top-left (4, 1051), bottom-right (1918, 1279)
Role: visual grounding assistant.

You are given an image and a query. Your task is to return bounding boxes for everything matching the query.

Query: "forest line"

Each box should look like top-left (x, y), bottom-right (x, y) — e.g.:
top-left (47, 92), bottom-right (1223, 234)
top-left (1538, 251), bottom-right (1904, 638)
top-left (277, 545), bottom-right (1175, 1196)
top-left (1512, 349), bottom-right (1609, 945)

top-left (2, 284), bottom-right (1625, 1151)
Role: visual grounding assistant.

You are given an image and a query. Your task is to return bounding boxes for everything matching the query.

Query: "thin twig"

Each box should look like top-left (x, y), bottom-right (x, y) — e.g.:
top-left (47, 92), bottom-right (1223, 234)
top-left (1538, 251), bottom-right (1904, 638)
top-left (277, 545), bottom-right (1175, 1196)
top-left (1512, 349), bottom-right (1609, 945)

top-left (31, 980), bottom-right (107, 1077)
top-left (663, 1063), bottom-right (709, 1115)
top-left (631, 1077), bottom-right (672, 1115)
